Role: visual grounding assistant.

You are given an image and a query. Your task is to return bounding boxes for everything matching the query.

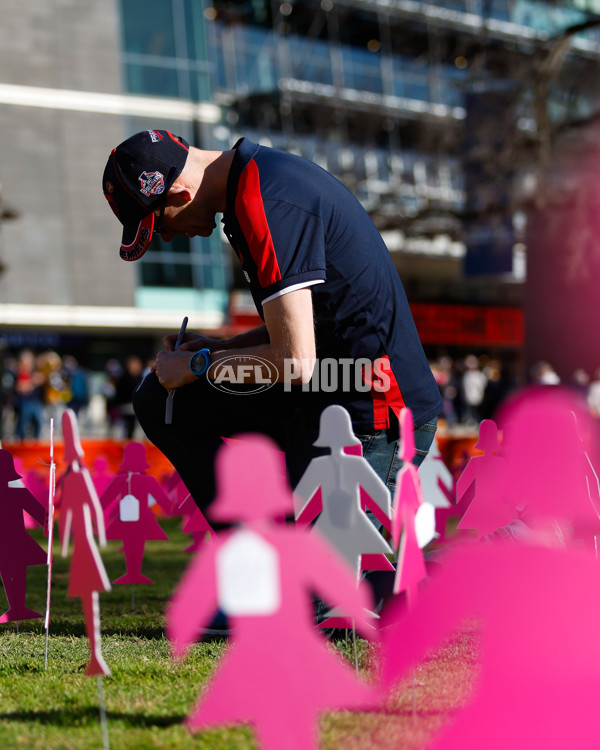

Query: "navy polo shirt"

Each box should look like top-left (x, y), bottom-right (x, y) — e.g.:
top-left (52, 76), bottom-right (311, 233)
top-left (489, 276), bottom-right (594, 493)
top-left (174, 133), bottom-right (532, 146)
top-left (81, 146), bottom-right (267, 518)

top-left (222, 138), bottom-right (442, 432)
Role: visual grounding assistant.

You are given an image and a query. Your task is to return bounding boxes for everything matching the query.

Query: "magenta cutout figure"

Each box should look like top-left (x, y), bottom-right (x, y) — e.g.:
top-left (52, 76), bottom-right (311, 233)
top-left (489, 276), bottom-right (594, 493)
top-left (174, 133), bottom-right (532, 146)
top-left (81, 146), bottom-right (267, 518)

top-left (12, 459), bottom-right (48, 529)
top-left (59, 410), bottom-right (111, 676)
top-left (168, 473), bottom-right (215, 552)
top-left (102, 441), bottom-right (171, 585)
top-left (0, 449), bottom-right (47, 622)
top-left (391, 408), bottom-right (428, 607)
top-left (91, 455), bottom-right (112, 498)
top-left (178, 490), bottom-right (216, 553)
top-left (101, 441), bottom-right (172, 523)
top-left (167, 434), bottom-right (380, 750)
top-left (455, 419), bottom-right (513, 539)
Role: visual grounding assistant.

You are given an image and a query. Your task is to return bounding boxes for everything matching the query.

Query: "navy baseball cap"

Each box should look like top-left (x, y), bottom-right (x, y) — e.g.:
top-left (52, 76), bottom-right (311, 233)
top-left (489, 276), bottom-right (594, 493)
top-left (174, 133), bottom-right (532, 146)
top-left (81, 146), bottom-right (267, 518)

top-left (102, 129), bottom-right (189, 261)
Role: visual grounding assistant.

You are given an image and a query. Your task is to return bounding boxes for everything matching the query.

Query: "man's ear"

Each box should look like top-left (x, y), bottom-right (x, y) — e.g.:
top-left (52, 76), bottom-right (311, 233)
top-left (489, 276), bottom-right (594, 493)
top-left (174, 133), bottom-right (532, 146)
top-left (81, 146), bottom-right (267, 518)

top-left (168, 182), bottom-right (193, 203)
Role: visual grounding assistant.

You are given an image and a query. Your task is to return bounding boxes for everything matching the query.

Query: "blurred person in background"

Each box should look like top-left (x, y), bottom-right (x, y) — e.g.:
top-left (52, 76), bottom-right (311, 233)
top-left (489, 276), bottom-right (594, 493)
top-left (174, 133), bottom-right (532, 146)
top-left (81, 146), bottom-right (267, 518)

top-left (0, 355), bottom-right (18, 440)
top-left (481, 358), bottom-right (520, 420)
top-left (431, 355), bottom-right (462, 428)
top-left (37, 350), bottom-right (69, 429)
top-left (103, 358), bottom-right (123, 435)
top-left (114, 355), bottom-right (144, 439)
top-left (461, 354), bottom-right (487, 427)
top-left (569, 368), bottom-right (590, 400)
top-left (15, 349), bottom-right (45, 440)
top-left (63, 355), bottom-right (90, 417)
top-left (531, 360), bottom-right (560, 385)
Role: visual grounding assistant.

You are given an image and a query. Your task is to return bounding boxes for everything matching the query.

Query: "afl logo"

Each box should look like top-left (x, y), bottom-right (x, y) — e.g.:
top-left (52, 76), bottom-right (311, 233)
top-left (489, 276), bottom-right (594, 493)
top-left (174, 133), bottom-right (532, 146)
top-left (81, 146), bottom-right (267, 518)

top-left (209, 356), bottom-right (279, 395)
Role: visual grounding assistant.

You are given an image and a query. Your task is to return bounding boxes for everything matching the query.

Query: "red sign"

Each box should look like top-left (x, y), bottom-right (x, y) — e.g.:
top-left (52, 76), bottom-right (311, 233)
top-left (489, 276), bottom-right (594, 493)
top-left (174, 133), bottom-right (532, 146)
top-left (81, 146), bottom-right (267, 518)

top-left (410, 302), bottom-right (523, 348)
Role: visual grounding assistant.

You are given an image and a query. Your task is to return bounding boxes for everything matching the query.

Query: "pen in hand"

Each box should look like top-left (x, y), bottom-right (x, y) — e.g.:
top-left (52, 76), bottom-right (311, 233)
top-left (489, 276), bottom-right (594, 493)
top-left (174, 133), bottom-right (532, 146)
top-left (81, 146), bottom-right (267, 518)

top-left (165, 316), bottom-right (188, 425)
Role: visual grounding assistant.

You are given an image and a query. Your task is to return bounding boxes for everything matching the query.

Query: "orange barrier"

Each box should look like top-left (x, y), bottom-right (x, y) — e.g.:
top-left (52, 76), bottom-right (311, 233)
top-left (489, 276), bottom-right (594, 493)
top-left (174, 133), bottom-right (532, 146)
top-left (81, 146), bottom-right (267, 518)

top-left (5, 434), bottom-right (479, 485)
top-left (3, 439), bottom-right (176, 481)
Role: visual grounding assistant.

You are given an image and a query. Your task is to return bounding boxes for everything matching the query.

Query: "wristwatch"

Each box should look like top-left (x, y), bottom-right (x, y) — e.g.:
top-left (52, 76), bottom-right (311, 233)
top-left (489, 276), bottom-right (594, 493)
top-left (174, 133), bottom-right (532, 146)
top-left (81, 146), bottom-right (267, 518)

top-left (189, 348), bottom-right (211, 377)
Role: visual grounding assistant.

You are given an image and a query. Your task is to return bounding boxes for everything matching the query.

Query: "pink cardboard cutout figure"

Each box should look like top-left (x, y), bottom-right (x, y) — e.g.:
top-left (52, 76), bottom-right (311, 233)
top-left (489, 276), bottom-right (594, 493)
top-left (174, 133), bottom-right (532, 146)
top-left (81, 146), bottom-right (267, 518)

top-left (455, 420), bottom-right (513, 539)
top-left (392, 408), bottom-right (428, 606)
top-left (381, 542), bottom-right (600, 750)
top-left (102, 442), bottom-right (170, 585)
top-left (59, 410), bottom-right (111, 676)
top-left (496, 386), bottom-right (600, 545)
top-left (0, 449), bottom-right (47, 622)
top-left (382, 386), bottom-right (600, 749)
top-left (167, 434), bottom-right (380, 750)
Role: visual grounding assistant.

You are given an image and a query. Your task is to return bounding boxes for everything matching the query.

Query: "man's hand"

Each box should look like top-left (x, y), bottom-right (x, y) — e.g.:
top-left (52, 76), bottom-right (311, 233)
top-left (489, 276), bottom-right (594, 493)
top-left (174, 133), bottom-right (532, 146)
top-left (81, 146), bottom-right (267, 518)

top-left (152, 350), bottom-right (198, 390)
top-left (162, 332), bottom-right (219, 352)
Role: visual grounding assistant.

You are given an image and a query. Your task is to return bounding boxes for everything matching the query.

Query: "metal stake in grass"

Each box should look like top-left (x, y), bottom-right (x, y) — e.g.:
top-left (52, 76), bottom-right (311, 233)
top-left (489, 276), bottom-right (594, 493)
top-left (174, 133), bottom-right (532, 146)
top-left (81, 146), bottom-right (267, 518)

top-left (96, 675), bottom-right (110, 750)
top-left (352, 620), bottom-right (359, 675)
top-left (44, 419), bottom-right (57, 670)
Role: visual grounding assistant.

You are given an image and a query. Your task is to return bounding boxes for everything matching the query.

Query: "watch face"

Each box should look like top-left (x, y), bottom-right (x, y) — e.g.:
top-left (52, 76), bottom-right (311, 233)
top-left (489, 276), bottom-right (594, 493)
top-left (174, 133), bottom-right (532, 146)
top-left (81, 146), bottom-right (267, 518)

top-left (191, 350), bottom-right (209, 376)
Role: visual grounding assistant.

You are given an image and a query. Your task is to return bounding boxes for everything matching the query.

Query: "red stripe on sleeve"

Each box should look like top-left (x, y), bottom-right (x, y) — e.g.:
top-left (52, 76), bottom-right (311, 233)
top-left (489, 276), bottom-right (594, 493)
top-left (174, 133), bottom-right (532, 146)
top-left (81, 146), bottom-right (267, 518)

top-left (236, 160), bottom-right (282, 288)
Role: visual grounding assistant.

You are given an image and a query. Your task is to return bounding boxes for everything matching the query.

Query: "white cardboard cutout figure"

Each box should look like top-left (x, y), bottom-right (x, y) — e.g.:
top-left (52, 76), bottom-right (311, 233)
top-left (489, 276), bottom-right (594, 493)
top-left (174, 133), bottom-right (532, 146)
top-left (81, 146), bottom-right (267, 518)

top-left (418, 436), bottom-right (453, 511)
top-left (294, 405), bottom-right (392, 582)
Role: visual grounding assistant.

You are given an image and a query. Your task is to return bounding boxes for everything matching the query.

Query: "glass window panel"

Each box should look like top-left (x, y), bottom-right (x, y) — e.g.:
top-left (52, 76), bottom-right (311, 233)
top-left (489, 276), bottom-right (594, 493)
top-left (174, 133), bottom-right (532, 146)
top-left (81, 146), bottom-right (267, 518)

top-left (125, 63), bottom-right (179, 97)
top-left (184, 0), bottom-right (208, 61)
top-left (120, 0), bottom-right (176, 57)
top-left (189, 71), bottom-right (212, 102)
top-left (288, 36), bottom-right (333, 86)
top-left (140, 261), bottom-right (194, 287)
top-left (148, 234), bottom-right (192, 255)
top-left (340, 47), bottom-right (383, 94)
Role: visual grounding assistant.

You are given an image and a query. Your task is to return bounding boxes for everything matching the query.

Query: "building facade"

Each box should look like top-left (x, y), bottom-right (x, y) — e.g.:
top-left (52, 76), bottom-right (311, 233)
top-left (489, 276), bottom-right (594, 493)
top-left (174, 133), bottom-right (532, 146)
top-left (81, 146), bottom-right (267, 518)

top-left (0, 0), bottom-right (599, 369)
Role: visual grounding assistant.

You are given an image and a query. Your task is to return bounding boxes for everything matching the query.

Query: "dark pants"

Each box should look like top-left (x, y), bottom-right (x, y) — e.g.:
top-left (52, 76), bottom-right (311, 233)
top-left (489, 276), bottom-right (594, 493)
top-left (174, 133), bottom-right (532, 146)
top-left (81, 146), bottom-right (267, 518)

top-left (133, 372), bottom-right (437, 528)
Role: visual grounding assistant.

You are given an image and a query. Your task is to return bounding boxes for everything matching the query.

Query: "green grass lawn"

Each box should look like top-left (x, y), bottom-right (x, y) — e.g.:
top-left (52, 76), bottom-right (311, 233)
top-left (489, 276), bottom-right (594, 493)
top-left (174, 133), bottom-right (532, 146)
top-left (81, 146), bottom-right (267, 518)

top-left (0, 517), bottom-right (478, 749)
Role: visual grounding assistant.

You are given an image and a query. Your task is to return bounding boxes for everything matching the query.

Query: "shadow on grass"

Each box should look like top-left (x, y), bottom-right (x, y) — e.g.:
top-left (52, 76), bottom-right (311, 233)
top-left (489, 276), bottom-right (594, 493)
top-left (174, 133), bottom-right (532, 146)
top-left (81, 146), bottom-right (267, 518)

top-left (0, 707), bottom-right (187, 728)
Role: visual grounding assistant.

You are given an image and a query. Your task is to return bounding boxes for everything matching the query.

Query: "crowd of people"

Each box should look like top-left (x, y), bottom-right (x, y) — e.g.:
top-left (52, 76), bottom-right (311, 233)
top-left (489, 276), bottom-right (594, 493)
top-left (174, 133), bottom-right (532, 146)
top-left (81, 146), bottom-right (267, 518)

top-left (1, 347), bottom-right (599, 443)
top-left (429, 354), bottom-right (600, 431)
top-left (0, 349), bottom-right (147, 442)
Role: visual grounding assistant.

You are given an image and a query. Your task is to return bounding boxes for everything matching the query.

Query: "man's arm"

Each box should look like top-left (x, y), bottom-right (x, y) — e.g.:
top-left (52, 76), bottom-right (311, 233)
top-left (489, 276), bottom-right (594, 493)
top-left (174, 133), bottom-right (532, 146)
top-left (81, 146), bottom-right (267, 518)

top-left (163, 325), bottom-right (270, 353)
top-left (152, 288), bottom-right (316, 388)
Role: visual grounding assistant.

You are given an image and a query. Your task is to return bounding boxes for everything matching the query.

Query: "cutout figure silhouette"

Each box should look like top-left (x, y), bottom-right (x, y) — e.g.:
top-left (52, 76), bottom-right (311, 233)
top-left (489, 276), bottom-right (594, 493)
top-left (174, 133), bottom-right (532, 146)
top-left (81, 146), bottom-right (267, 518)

top-left (294, 404), bottom-right (392, 581)
top-left (382, 543), bottom-right (600, 750)
top-left (102, 441), bottom-right (170, 584)
top-left (418, 436), bottom-right (454, 540)
top-left (455, 420), bottom-right (512, 539)
top-left (0, 449), bottom-right (47, 622)
top-left (392, 408), bottom-right (428, 606)
top-left (59, 409), bottom-right (111, 676)
top-left (382, 386), bottom-right (600, 749)
top-left (167, 434), bottom-right (380, 750)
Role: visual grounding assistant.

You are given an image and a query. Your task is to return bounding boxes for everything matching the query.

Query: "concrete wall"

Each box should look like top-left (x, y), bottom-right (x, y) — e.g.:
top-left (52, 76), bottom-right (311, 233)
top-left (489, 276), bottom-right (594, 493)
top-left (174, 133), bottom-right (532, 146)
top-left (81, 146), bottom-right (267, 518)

top-left (0, 0), bottom-right (136, 307)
